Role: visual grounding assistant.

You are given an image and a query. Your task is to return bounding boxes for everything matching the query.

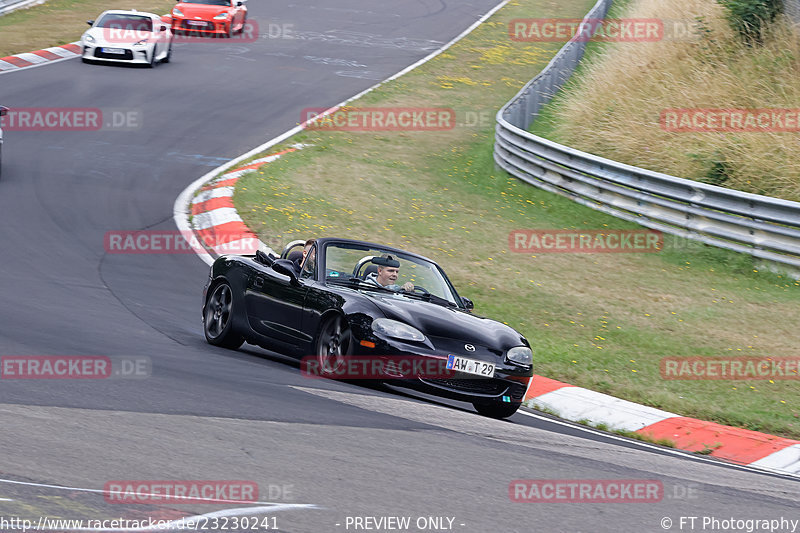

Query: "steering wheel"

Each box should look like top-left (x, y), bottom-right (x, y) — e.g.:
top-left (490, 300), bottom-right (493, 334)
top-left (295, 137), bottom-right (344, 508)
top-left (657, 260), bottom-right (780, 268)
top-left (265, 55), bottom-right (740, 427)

top-left (409, 285), bottom-right (429, 295)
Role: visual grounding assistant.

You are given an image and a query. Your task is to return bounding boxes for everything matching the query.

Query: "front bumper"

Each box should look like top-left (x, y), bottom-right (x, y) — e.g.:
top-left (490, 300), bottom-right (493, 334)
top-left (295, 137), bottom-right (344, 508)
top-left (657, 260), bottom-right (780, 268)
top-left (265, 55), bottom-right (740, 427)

top-left (349, 331), bottom-right (532, 404)
top-left (83, 45), bottom-right (151, 64)
top-left (172, 18), bottom-right (229, 34)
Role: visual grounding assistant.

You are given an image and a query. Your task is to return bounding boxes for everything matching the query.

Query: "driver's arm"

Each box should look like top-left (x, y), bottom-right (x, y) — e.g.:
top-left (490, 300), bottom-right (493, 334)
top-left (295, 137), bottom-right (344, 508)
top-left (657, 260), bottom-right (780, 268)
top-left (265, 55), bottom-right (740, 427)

top-left (401, 282), bottom-right (414, 291)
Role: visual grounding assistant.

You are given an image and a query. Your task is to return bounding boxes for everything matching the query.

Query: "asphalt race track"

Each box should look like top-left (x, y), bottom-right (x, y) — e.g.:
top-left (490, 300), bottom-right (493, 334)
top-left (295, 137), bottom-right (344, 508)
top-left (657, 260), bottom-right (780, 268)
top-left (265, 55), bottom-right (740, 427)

top-left (0, 1), bottom-right (798, 531)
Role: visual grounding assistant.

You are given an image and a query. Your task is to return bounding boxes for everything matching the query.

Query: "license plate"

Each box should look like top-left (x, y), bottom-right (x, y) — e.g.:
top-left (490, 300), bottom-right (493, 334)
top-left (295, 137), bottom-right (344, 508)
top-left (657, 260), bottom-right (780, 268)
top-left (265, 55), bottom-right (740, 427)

top-left (101, 47), bottom-right (125, 54)
top-left (447, 355), bottom-right (495, 377)
top-left (187, 20), bottom-right (207, 26)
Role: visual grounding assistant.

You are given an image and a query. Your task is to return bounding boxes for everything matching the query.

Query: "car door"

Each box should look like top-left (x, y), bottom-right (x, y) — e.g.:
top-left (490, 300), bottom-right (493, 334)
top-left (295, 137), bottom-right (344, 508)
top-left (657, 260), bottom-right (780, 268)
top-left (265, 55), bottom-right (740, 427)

top-left (244, 263), bottom-right (309, 348)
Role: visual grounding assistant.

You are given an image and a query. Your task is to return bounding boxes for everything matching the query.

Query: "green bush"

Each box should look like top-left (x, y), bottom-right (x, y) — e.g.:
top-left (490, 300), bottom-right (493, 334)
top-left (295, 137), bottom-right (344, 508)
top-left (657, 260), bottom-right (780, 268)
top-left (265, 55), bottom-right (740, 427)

top-left (717, 0), bottom-right (784, 43)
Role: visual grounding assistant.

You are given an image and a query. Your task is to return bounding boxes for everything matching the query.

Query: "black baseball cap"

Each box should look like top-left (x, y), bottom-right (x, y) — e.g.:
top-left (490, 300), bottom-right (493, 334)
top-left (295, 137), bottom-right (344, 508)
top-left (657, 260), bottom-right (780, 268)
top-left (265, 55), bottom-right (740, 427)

top-left (372, 254), bottom-right (400, 268)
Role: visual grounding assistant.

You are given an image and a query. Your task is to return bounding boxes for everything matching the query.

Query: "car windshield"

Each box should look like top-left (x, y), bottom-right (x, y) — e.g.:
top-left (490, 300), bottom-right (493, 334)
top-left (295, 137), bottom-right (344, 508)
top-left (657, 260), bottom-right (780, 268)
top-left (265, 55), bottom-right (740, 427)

top-left (96, 14), bottom-right (153, 32)
top-left (181, 0), bottom-right (231, 5)
top-left (323, 241), bottom-right (461, 306)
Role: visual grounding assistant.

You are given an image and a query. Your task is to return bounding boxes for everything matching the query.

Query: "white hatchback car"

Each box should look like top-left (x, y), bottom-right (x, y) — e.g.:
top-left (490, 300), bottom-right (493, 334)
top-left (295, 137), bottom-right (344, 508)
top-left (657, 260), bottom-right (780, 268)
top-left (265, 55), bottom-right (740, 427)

top-left (82, 10), bottom-right (173, 66)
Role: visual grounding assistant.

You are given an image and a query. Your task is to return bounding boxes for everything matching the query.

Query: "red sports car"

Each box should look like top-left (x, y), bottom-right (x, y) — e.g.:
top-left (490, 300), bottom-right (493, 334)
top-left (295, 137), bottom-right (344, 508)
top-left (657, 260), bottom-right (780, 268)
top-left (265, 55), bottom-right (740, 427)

top-left (171, 0), bottom-right (247, 37)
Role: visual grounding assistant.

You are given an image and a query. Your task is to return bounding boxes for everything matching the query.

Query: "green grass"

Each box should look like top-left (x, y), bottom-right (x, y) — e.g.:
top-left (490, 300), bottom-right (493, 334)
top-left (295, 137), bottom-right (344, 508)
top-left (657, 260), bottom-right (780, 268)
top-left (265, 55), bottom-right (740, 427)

top-left (228, 0), bottom-right (800, 439)
top-left (0, 0), bottom-right (175, 57)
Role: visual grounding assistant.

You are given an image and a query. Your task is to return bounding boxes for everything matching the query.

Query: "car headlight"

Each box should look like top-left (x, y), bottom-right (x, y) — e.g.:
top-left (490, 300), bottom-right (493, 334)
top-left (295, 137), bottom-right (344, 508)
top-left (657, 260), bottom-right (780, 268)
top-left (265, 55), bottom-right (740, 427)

top-left (372, 318), bottom-right (425, 342)
top-left (84, 34), bottom-right (96, 43)
top-left (213, 12), bottom-right (229, 19)
top-left (173, 7), bottom-right (184, 16)
top-left (506, 346), bottom-right (532, 366)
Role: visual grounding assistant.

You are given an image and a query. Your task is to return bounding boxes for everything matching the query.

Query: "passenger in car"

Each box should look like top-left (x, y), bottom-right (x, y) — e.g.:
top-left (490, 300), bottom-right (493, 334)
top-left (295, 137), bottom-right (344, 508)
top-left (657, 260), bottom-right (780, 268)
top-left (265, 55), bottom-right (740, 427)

top-left (292, 238), bottom-right (316, 273)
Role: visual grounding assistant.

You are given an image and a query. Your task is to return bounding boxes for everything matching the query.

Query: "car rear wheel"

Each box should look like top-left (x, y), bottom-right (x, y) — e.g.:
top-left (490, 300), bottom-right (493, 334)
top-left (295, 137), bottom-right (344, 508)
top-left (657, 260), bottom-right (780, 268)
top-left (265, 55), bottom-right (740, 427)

top-left (315, 314), bottom-right (352, 378)
top-left (204, 282), bottom-right (244, 349)
top-left (472, 401), bottom-right (520, 419)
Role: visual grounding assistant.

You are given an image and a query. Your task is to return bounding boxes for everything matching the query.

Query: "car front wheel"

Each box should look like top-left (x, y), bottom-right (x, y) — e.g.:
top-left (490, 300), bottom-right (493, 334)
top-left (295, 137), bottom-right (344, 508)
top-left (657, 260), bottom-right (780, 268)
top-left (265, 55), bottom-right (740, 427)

top-left (204, 281), bottom-right (244, 349)
top-left (472, 401), bottom-right (521, 419)
top-left (315, 314), bottom-right (352, 378)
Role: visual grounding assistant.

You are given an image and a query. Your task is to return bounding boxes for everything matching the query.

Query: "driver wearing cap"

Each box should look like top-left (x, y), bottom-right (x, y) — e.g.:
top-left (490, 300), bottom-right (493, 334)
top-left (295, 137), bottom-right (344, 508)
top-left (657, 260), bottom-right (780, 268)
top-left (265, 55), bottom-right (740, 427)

top-left (363, 254), bottom-right (414, 292)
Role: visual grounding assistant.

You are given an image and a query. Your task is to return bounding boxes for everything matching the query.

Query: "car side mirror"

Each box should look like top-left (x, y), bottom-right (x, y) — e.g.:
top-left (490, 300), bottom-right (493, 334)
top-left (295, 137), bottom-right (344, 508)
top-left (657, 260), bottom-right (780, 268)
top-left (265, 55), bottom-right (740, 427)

top-left (0, 106), bottom-right (8, 117)
top-left (272, 259), bottom-right (300, 284)
top-left (87, 20), bottom-right (95, 26)
top-left (461, 297), bottom-right (474, 310)
top-left (160, 25), bottom-right (168, 31)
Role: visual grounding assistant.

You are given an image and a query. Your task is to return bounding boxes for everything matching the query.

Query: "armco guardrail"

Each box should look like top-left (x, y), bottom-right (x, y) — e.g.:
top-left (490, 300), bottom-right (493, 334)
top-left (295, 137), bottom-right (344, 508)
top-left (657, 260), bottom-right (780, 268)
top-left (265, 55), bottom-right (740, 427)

top-left (786, 0), bottom-right (800, 25)
top-left (494, 0), bottom-right (800, 269)
top-left (0, 0), bottom-right (43, 16)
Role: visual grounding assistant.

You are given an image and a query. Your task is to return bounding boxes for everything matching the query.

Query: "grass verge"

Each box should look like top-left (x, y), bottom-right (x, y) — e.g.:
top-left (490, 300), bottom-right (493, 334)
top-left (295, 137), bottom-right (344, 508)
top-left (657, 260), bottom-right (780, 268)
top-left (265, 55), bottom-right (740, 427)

top-left (0, 0), bottom-right (174, 57)
top-left (231, 0), bottom-right (800, 438)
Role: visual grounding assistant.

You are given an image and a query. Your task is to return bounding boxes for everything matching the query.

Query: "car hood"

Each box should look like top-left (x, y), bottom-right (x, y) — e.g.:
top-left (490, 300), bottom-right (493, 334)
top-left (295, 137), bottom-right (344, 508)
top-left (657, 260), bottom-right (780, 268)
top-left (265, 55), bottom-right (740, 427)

top-left (362, 291), bottom-right (526, 350)
top-left (84, 27), bottom-right (158, 45)
top-left (177, 3), bottom-right (232, 17)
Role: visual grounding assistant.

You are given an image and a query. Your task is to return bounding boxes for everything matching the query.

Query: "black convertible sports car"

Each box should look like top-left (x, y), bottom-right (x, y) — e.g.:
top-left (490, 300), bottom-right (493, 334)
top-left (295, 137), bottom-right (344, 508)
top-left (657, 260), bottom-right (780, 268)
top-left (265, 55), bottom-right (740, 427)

top-left (202, 237), bottom-right (533, 418)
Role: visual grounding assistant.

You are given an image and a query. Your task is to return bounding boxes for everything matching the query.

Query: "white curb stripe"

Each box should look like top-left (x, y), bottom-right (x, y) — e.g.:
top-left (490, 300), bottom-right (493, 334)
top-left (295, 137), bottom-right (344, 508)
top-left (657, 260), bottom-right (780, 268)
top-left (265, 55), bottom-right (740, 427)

top-left (218, 168), bottom-right (256, 181)
top-left (528, 386), bottom-right (678, 432)
top-left (192, 208), bottom-right (242, 230)
top-left (750, 444), bottom-right (800, 475)
top-left (0, 42), bottom-right (82, 76)
top-left (192, 186), bottom-right (235, 204)
top-left (14, 52), bottom-right (49, 64)
top-left (222, 152), bottom-right (287, 174)
top-left (45, 45), bottom-right (82, 58)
